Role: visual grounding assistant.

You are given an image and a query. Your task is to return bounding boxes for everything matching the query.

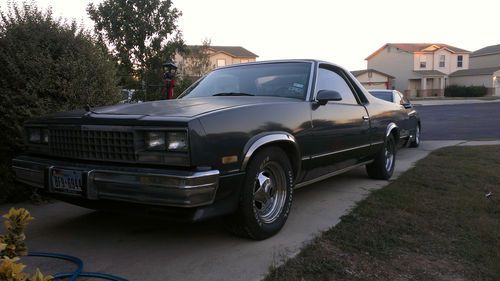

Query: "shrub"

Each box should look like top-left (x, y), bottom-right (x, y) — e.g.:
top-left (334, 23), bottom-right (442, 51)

top-left (0, 208), bottom-right (52, 281)
top-left (445, 85), bottom-right (488, 97)
top-left (0, 2), bottom-right (120, 202)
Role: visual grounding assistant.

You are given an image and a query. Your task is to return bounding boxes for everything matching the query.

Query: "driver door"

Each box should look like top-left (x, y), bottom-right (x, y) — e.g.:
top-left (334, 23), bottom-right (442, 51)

top-left (303, 65), bottom-right (371, 181)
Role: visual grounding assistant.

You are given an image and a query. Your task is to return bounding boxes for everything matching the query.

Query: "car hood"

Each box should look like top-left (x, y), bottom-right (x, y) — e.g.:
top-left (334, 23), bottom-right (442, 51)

top-left (45, 97), bottom-right (301, 120)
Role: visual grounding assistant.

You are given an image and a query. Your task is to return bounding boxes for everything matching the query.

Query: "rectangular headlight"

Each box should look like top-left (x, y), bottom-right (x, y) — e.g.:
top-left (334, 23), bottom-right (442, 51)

top-left (27, 127), bottom-right (49, 144)
top-left (28, 128), bottom-right (41, 143)
top-left (41, 129), bottom-right (49, 144)
top-left (144, 131), bottom-right (188, 152)
top-left (166, 132), bottom-right (188, 151)
top-left (145, 132), bottom-right (166, 150)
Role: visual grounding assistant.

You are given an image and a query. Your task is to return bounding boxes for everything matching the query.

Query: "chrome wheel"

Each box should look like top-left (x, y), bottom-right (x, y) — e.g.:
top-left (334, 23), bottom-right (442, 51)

top-left (253, 161), bottom-right (287, 224)
top-left (385, 139), bottom-right (395, 172)
top-left (414, 126), bottom-right (420, 144)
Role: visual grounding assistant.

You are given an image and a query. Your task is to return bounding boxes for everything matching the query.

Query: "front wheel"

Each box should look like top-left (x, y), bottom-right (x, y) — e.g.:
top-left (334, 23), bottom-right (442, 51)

top-left (366, 134), bottom-right (396, 180)
top-left (409, 125), bottom-right (420, 148)
top-left (226, 147), bottom-right (294, 240)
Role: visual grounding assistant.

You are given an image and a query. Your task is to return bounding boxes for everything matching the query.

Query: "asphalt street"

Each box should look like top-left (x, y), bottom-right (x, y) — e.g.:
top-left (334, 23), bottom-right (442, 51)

top-left (1, 101), bottom-right (499, 281)
top-left (417, 102), bottom-right (500, 140)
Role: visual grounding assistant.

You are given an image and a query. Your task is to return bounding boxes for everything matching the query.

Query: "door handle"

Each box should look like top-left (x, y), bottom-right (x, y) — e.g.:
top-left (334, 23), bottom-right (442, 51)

top-left (362, 116), bottom-right (370, 121)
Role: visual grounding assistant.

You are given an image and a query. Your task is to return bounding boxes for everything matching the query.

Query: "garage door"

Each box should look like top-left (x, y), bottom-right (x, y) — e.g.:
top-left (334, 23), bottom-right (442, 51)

top-left (362, 82), bottom-right (388, 90)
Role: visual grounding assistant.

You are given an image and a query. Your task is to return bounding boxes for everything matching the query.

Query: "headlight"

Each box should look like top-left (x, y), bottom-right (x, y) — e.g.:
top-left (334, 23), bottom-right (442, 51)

top-left (166, 132), bottom-right (188, 151)
top-left (144, 131), bottom-right (188, 152)
top-left (28, 128), bottom-right (41, 143)
top-left (27, 128), bottom-right (49, 144)
top-left (41, 129), bottom-right (49, 144)
top-left (145, 132), bottom-right (166, 150)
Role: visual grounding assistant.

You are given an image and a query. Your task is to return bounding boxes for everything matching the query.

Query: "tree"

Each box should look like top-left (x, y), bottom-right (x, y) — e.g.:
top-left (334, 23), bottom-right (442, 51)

top-left (0, 2), bottom-right (120, 201)
top-left (178, 39), bottom-right (212, 78)
top-left (174, 39), bottom-right (212, 98)
top-left (87, 0), bottom-right (185, 99)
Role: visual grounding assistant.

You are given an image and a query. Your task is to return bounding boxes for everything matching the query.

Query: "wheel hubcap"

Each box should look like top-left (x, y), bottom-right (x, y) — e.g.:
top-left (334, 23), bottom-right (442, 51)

top-left (385, 141), bottom-right (394, 171)
top-left (415, 126), bottom-right (420, 144)
top-left (253, 162), bottom-right (287, 224)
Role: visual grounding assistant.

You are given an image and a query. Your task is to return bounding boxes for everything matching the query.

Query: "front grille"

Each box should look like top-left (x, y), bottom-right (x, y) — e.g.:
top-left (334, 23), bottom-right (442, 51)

top-left (50, 127), bottom-right (136, 162)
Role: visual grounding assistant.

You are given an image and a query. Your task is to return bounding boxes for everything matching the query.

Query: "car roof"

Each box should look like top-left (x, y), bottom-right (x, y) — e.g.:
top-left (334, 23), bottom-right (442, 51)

top-left (368, 89), bottom-right (393, 92)
top-left (215, 59), bottom-right (347, 70)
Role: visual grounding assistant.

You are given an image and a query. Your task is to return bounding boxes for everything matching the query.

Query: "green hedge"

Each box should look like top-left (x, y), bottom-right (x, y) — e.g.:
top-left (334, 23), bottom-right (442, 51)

top-left (0, 3), bottom-right (120, 202)
top-left (445, 85), bottom-right (488, 97)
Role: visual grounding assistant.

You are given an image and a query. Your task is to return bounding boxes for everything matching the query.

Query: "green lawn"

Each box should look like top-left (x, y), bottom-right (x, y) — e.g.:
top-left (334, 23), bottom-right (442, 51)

top-left (265, 146), bottom-right (500, 281)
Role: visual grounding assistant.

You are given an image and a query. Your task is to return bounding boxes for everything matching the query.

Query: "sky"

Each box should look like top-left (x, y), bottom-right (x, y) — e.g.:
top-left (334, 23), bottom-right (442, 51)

top-left (2, 0), bottom-right (499, 70)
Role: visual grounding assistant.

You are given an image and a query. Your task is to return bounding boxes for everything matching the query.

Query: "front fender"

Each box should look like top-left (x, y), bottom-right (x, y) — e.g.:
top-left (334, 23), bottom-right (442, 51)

top-left (240, 132), bottom-right (300, 176)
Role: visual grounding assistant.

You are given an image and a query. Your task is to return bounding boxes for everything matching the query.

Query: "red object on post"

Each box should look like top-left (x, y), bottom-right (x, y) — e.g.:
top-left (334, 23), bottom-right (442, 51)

top-left (167, 79), bottom-right (175, 99)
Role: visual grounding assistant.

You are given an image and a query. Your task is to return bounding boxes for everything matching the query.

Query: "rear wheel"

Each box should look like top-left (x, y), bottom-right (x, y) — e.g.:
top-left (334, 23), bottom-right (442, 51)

top-left (366, 134), bottom-right (396, 180)
top-left (226, 147), bottom-right (293, 240)
top-left (409, 125), bottom-right (420, 148)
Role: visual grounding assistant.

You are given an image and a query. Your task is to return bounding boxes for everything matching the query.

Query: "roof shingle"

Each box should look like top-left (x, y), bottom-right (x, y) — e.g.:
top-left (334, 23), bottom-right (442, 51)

top-left (413, 70), bottom-right (447, 77)
top-left (209, 46), bottom-right (258, 58)
top-left (471, 44), bottom-right (500, 57)
top-left (351, 69), bottom-right (395, 78)
top-left (366, 43), bottom-right (470, 60)
top-left (449, 67), bottom-right (500, 77)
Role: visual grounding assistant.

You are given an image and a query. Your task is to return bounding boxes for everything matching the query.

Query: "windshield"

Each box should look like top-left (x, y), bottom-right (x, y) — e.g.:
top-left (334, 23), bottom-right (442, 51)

top-left (179, 62), bottom-right (312, 100)
top-left (369, 91), bottom-right (393, 102)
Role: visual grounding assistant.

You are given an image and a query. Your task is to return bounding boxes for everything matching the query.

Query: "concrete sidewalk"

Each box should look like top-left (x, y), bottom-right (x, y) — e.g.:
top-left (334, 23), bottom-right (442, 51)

top-left (1, 140), bottom-right (497, 281)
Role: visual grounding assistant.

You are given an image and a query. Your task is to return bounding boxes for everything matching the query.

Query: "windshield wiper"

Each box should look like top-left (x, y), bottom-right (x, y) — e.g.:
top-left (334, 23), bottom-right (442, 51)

top-left (212, 92), bottom-right (254, 96)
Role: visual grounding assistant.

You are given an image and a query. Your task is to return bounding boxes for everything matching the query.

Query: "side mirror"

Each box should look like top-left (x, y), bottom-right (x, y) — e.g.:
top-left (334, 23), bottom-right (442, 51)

top-left (402, 102), bottom-right (413, 109)
top-left (316, 90), bottom-right (342, 105)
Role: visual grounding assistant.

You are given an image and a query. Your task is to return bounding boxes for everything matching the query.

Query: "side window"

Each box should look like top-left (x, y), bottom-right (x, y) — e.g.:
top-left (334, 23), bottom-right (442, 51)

top-left (316, 68), bottom-right (358, 105)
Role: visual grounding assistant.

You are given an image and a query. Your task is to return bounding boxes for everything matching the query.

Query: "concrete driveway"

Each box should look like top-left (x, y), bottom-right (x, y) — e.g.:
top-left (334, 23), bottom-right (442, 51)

top-left (1, 140), bottom-right (463, 281)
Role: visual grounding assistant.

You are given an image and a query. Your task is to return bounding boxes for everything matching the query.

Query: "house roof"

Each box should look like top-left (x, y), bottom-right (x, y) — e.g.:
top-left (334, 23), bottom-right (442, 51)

top-left (471, 44), bottom-right (500, 57)
top-left (449, 67), bottom-right (500, 77)
top-left (351, 69), bottom-right (395, 79)
top-left (209, 46), bottom-right (258, 58)
top-left (366, 43), bottom-right (470, 60)
top-left (413, 70), bottom-right (447, 77)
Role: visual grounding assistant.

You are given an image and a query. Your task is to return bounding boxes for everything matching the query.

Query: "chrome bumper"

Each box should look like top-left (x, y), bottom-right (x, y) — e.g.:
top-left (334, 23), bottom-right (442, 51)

top-left (12, 155), bottom-right (219, 208)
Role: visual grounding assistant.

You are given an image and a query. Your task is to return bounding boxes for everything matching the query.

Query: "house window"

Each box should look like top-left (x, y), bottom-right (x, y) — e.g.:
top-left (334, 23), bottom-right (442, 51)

top-left (216, 59), bottom-right (226, 67)
top-left (439, 55), bottom-right (445, 67)
top-left (419, 56), bottom-right (426, 68)
top-left (457, 55), bottom-right (463, 68)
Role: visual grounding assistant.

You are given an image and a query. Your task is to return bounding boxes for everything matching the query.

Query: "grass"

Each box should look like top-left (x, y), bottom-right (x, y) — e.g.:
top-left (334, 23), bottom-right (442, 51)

top-left (411, 96), bottom-right (500, 100)
top-left (265, 145), bottom-right (500, 281)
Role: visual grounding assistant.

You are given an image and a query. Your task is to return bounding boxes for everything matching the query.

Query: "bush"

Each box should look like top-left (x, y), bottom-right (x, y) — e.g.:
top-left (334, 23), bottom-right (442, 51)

top-left (0, 208), bottom-right (52, 281)
top-left (0, 2), bottom-right (120, 202)
top-left (445, 85), bottom-right (488, 97)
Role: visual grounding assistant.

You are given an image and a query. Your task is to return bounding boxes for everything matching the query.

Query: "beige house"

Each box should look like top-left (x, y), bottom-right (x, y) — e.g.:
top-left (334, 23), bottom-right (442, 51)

top-left (470, 44), bottom-right (500, 69)
top-left (351, 69), bottom-right (394, 90)
top-left (207, 46), bottom-right (258, 68)
top-left (176, 46), bottom-right (258, 77)
top-left (365, 43), bottom-right (470, 97)
top-left (449, 44), bottom-right (500, 96)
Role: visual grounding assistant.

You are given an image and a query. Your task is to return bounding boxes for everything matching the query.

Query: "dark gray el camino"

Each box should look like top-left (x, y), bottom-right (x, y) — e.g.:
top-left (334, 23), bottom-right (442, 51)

top-left (12, 60), bottom-right (421, 239)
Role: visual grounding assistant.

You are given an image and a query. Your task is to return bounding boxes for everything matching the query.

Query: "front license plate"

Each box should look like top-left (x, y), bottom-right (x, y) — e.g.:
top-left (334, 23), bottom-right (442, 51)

top-left (51, 168), bottom-right (84, 195)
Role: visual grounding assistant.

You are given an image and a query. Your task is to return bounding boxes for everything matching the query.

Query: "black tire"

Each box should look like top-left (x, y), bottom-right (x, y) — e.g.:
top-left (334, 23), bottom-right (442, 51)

top-left (226, 147), bottom-right (294, 240)
top-left (366, 134), bottom-right (396, 180)
top-left (409, 125), bottom-right (420, 148)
